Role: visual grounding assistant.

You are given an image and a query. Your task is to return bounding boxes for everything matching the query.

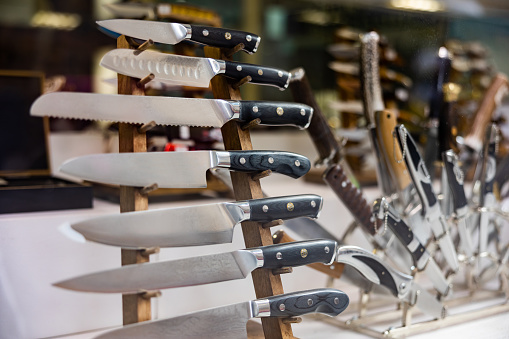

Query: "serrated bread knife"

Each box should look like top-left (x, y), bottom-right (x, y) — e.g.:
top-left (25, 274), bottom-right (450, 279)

top-left (54, 238), bottom-right (335, 292)
top-left (100, 49), bottom-right (291, 89)
top-left (64, 194), bottom-right (323, 248)
top-left (94, 288), bottom-right (349, 339)
top-left (97, 19), bottom-right (261, 54)
top-left (59, 150), bottom-right (310, 188)
top-left (30, 92), bottom-right (313, 129)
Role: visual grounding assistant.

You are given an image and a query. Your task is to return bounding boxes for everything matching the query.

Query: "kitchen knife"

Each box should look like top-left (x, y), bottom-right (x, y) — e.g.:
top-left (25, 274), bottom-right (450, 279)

top-left (31, 93), bottom-right (313, 129)
top-left (54, 239), bottom-right (337, 293)
top-left (97, 19), bottom-right (260, 54)
top-left (336, 246), bottom-right (446, 319)
top-left (372, 198), bottom-right (452, 296)
top-left (442, 150), bottom-right (475, 258)
top-left (94, 288), bottom-right (349, 339)
top-left (395, 124), bottom-right (460, 272)
top-left (100, 49), bottom-right (291, 90)
top-left (65, 194), bottom-right (323, 248)
top-left (59, 150), bottom-right (311, 188)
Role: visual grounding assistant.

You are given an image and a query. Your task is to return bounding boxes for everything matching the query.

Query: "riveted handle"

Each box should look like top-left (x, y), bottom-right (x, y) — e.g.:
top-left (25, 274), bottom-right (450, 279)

top-left (190, 25), bottom-right (260, 54)
top-left (265, 288), bottom-right (349, 317)
top-left (239, 101), bottom-right (313, 129)
top-left (227, 151), bottom-right (310, 179)
top-left (248, 194), bottom-right (322, 222)
top-left (224, 61), bottom-right (290, 90)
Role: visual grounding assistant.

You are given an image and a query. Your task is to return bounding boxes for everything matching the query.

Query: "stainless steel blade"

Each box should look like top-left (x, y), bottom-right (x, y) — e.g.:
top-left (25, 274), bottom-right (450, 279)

top-left (69, 201), bottom-right (247, 248)
top-left (456, 211), bottom-right (475, 258)
top-left (96, 301), bottom-right (253, 339)
top-left (100, 49), bottom-right (221, 87)
top-left (31, 92), bottom-right (236, 127)
top-left (97, 19), bottom-right (187, 45)
top-left (423, 257), bottom-right (451, 296)
top-left (54, 251), bottom-right (258, 293)
top-left (432, 216), bottom-right (460, 271)
top-left (59, 151), bottom-right (217, 188)
top-left (410, 284), bottom-right (446, 319)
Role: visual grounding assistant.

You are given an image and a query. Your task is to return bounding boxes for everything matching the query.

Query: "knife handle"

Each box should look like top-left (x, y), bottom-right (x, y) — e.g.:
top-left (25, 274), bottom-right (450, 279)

top-left (190, 25), bottom-right (260, 54)
top-left (265, 288), bottom-right (349, 317)
top-left (442, 150), bottom-right (468, 211)
top-left (248, 194), bottom-right (323, 222)
top-left (238, 101), bottom-right (313, 130)
top-left (223, 61), bottom-right (290, 90)
top-left (226, 151), bottom-right (310, 179)
top-left (257, 239), bottom-right (337, 269)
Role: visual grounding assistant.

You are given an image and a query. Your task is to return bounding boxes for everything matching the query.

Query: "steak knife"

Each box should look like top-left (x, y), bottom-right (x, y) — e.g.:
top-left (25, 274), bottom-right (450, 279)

top-left (97, 19), bottom-right (261, 54)
top-left (31, 93), bottom-right (313, 129)
top-left (54, 239), bottom-right (336, 293)
top-left (94, 288), bottom-right (349, 339)
top-left (59, 150), bottom-right (311, 188)
top-left (64, 194), bottom-right (323, 248)
top-left (100, 49), bottom-right (291, 90)
top-left (395, 124), bottom-right (460, 272)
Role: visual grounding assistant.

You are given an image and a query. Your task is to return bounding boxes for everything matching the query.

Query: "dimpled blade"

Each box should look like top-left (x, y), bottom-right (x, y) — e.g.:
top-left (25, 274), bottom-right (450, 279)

top-left (100, 49), bottom-right (220, 87)
top-left (97, 19), bottom-right (188, 45)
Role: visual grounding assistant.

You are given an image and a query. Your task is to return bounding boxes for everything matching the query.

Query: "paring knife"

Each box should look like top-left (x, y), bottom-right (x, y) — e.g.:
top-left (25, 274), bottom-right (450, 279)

top-left (54, 239), bottom-right (336, 293)
top-left (395, 124), bottom-right (460, 272)
top-left (65, 194), bottom-right (323, 249)
top-left (59, 150), bottom-right (311, 188)
top-left (94, 288), bottom-right (349, 339)
top-left (97, 19), bottom-right (261, 54)
top-left (100, 49), bottom-right (291, 90)
top-left (30, 93), bottom-right (313, 129)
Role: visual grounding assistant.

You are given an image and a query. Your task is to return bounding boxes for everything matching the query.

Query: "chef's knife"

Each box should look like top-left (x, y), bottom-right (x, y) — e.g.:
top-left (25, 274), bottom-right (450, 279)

top-left (59, 150), bottom-right (311, 188)
top-left (336, 246), bottom-right (446, 319)
top-left (372, 198), bottom-right (451, 296)
top-left (31, 93), bottom-right (313, 129)
top-left (65, 194), bottom-right (323, 248)
top-left (100, 49), bottom-right (291, 90)
top-left (94, 288), bottom-right (349, 339)
top-left (54, 239), bottom-right (336, 293)
top-left (97, 19), bottom-right (260, 54)
top-left (395, 124), bottom-right (460, 272)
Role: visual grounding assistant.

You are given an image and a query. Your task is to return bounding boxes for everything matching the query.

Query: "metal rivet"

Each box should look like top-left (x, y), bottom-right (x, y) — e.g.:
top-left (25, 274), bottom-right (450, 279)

top-left (202, 29), bottom-right (209, 36)
top-left (324, 246), bottom-right (330, 253)
top-left (287, 202), bottom-right (294, 211)
top-left (300, 108), bottom-right (306, 116)
top-left (278, 71), bottom-right (283, 77)
top-left (311, 201), bottom-right (316, 208)
top-left (279, 303), bottom-right (285, 311)
top-left (334, 297), bottom-right (339, 305)
top-left (225, 32), bottom-right (231, 40)
top-left (268, 157), bottom-right (274, 164)
top-left (400, 283), bottom-right (406, 290)
top-left (295, 160), bottom-right (300, 167)
top-left (252, 106), bottom-right (258, 113)
top-left (236, 65), bottom-right (242, 71)
top-left (258, 69), bottom-right (263, 75)
top-left (382, 271), bottom-right (385, 275)
top-left (370, 215), bottom-right (375, 222)
top-left (276, 252), bottom-right (283, 260)
top-left (276, 107), bottom-right (284, 116)
top-left (246, 35), bottom-right (252, 42)
top-left (341, 181), bottom-right (347, 187)
top-left (307, 298), bottom-right (313, 306)
top-left (263, 205), bottom-right (268, 212)
top-left (301, 248), bottom-right (308, 258)
top-left (240, 157), bottom-right (246, 164)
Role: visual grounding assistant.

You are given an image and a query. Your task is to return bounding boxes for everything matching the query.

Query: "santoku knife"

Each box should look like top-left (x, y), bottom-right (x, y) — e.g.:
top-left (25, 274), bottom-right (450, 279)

top-left (59, 150), bottom-right (311, 188)
top-left (64, 194), bottom-right (323, 248)
top-left (54, 239), bottom-right (336, 293)
top-left (97, 19), bottom-right (261, 54)
top-left (94, 288), bottom-right (349, 339)
top-left (31, 93), bottom-right (313, 129)
top-left (100, 49), bottom-right (291, 90)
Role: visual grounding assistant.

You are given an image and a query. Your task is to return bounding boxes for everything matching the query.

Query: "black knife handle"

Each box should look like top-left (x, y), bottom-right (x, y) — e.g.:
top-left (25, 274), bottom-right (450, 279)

top-left (223, 61), bottom-right (290, 90)
top-left (227, 151), bottom-right (310, 179)
top-left (190, 25), bottom-right (260, 54)
top-left (352, 254), bottom-right (399, 297)
top-left (442, 150), bottom-right (468, 211)
top-left (257, 239), bottom-right (337, 269)
top-left (429, 47), bottom-right (452, 120)
top-left (248, 194), bottom-right (322, 222)
top-left (266, 288), bottom-right (349, 317)
top-left (238, 101), bottom-right (313, 130)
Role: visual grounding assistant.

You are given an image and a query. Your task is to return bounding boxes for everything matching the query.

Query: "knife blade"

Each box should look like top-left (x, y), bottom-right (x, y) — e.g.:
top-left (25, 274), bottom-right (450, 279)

top-left (395, 124), bottom-right (460, 272)
top-left (97, 19), bottom-right (261, 54)
top-left (59, 150), bottom-right (311, 188)
top-left (30, 92), bottom-right (313, 129)
top-left (54, 239), bottom-right (337, 293)
top-left (94, 288), bottom-right (349, 339)
top-left (336, 246), bottom-right (446, 319)
top-left (372, 198), bottom-right (451, 296)
top-left (100, 49), bottom-right (291, 90)
top-left (65, 194), bottom-right (323, 248)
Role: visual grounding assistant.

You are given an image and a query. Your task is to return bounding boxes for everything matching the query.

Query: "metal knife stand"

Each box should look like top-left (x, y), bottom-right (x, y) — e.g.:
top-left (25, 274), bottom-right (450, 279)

top-left (203, 45), bottom-right (296, 339)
